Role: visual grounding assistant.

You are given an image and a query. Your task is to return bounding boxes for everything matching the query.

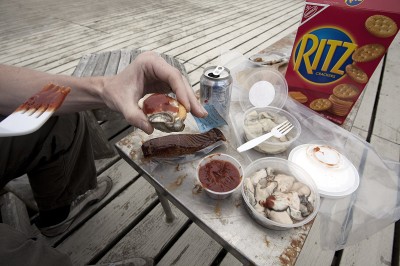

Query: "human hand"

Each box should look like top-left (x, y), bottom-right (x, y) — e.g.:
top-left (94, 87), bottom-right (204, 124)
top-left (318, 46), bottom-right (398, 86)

top-left (100, 51), bottom-right (207, 134)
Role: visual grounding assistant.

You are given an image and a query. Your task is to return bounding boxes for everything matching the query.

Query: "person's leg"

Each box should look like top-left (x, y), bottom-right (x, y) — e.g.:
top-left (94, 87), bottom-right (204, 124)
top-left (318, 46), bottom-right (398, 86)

top-left (27, 112), bottom-right (97, 211)
top-left (0, 113), bottom-right (109, 236)
top-left (0, 223), bottom-right (73, 266)
top-left (0, 113), bottom-right (97, 208)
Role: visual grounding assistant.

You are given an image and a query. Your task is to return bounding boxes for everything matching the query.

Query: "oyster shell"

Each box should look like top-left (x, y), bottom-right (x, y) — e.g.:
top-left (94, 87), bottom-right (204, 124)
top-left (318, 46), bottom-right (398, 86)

top-left (138, 93), bottom-right (187, 132)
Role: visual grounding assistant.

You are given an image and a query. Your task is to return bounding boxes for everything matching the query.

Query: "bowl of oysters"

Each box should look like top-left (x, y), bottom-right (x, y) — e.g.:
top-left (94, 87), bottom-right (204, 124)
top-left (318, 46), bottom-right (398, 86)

top-left (242, 106), bottom-right (301, 154)
top-left (242, 157), bottom-right (320, 230)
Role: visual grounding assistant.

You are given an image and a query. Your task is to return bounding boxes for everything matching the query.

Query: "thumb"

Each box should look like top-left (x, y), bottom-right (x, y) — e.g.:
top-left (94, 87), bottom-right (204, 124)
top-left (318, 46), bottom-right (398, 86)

top-left (123, 104), bottom-right (154, 134)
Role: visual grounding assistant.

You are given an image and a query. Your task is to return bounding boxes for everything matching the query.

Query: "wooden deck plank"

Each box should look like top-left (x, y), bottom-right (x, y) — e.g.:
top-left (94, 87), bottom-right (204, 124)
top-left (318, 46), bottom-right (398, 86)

top-left (0, 26), bottom-right (102, 61)
top-left (46, 159), bottom-right (140, 246)
top-left (3, 0), bottom-right (294, 74)
top-left (179, 6), bottom-right (302, 67)
top-left (0, 23), bottom-right (88, 54)
top-left (56, 176), bottom-right (158, 265)
top-left (219, 252), bottom-right (244, 266)
top-left (98, 204), bottom-right (189, 264)
top-left (339, 136), bottom-right (399, 266)
top-left (1, 0), bottom-right (233, 66)
top-left (176, 1), bottom-right (302, 57)
top-left (157, 223), bottom-right (222, 266)
top-left (104, 50), bottom-right (122, 77)
top-left (145, 0), bottom-right (276, 53)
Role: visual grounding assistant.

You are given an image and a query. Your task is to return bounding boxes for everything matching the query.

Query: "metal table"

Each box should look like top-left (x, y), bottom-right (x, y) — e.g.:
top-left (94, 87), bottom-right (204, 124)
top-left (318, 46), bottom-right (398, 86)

top-left (115, 99), bottom-right (313, 265)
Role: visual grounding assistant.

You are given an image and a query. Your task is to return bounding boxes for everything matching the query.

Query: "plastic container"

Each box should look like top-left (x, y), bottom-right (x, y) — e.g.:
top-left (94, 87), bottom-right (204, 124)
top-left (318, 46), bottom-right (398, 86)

top-left (242, 106), bottom-right (301, 154)
top-left (239, 68), bottom-right (288, 111)
top-left (196, 153), bottom-right (244, 200)
top-left (241, 157), bottom-right (321, 230)
top-left (288, 144), bottom-right (360, 199)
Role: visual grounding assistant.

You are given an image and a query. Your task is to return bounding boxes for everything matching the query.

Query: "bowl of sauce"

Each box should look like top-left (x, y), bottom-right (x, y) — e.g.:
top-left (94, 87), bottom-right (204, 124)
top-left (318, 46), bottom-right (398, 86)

top-left (197, 153), bottom-right (244, 199)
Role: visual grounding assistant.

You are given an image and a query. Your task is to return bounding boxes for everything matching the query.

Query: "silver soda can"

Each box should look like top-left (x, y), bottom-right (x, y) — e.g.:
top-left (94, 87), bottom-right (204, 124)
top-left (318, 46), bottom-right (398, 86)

top-left (200, 66), bottom-right (233, 120)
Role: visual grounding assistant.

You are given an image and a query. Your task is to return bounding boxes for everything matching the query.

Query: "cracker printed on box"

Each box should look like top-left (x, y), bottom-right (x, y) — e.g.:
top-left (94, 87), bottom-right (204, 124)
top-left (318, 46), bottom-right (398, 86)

top-left (352, 44), bottom-right (386, 62)
top-left (289, 91), bottom-right (308, 103)
top-left (310, 98), bottom-right (332, 111)
top-left (366, 15), bottom-right (398, 38)
top-left (328, 95), bottom-right (354, 116)
top-left (333, 84), bottom-right (360, 99)
top-left (345, 64), bottom-right (369, 84)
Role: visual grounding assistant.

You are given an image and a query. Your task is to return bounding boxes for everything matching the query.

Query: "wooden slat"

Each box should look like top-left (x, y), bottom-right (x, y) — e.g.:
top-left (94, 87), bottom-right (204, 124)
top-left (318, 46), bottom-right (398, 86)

top-left (92, 51), bottom-right (111, 77)
top-left (72, 54), bottom-right (91, 77)
top-left (116, 49), bottom-right (132, 74)
top-left (46, 159), bottom-right (140, 246)
top-left (219, 252), bottom-right (243, 266)
top-left (104, 50), bottom-right (121, 76)
top-left (339, 137), bottom-right (399, 266)
top-left (157, 223), bottom-right (222, 266)
top-left (0, 192), bottom-right (37, 237)
top-left (149, 0), bottom-right (274, 53)
top-left (56, 175), bottom-right (157, 264)
top-left (98, 204), bottom-right (189, 263)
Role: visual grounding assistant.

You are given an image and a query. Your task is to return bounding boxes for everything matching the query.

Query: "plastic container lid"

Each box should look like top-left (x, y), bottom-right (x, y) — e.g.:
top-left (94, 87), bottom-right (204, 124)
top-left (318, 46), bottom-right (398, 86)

top-left (239, 68), bottom-right (288, 111)
top-left (288, 144), bottom-right (360, 199)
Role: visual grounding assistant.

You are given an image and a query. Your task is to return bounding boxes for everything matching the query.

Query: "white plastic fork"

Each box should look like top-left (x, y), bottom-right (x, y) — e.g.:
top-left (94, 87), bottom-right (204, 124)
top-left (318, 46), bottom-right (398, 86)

top-left (0, 84), bottom-right (71, 137)
top-left (237, 120), bottom-right (293, 152)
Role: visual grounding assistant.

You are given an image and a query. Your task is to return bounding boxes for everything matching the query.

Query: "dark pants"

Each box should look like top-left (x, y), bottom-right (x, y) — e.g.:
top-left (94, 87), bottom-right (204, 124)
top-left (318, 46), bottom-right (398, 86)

top-left (0, 113), bottom-right (96, 266)
top-left (0, 113), bottom-right (97, 210)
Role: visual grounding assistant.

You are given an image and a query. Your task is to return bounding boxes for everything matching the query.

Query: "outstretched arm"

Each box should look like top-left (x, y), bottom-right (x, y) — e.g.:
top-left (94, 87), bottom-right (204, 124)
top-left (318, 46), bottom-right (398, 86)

top-left (0, 51), bottom-right (207, 134)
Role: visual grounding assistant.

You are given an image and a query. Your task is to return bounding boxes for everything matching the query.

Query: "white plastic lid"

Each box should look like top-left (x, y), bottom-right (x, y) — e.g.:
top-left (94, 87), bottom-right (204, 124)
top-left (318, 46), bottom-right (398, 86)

top-left (288, 144), bottom-right (360, 199)
top-left (248, 81), bottom-right (275, 107)
top-left (239, 68), bottom-right (288, 111)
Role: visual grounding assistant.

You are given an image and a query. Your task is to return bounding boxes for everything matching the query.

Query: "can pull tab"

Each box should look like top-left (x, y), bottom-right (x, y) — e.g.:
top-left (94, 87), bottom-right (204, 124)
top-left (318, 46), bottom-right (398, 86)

top-left (209, 66), bottom-right (224, 78)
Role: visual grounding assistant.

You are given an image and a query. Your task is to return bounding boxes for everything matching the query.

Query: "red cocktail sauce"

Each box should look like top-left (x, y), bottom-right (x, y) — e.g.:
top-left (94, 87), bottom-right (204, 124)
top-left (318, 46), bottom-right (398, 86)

top-left (142, 94), bottom-right (178, 115)
top-left (198, 159), bottom-right (241, 192)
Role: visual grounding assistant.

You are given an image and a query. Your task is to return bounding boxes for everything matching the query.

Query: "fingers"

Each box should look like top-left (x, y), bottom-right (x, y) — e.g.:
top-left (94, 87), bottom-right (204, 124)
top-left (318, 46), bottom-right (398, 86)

top-left (122, 104), bottom-right (154, 134)
top-left (141, 52), bottom-right (207, 118)
top-left (180, 76), bottom-right (208, 118)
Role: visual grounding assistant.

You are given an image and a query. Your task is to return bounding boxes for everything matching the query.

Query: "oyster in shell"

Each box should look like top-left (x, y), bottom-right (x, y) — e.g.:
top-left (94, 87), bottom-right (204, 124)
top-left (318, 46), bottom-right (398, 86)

top-left (138, 93), bottom-right (187, 132)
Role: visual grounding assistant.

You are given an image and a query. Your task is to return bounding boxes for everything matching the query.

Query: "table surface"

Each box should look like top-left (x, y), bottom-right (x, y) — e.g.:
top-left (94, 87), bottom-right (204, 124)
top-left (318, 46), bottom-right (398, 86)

top-left (115, 32), bottom-right (361, 265)
top-left (116, 107), bottom-right (313, 266)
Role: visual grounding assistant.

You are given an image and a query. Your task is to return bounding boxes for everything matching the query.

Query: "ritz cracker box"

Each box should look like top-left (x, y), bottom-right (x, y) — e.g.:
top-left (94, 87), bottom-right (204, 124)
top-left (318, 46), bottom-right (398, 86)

top-left (285, 0), bottom-right (400, 124)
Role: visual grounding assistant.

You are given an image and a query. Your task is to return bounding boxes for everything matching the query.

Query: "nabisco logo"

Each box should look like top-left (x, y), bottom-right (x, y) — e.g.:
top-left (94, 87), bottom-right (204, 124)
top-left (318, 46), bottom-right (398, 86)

top-left (304, 5), bottom-right (319, 19)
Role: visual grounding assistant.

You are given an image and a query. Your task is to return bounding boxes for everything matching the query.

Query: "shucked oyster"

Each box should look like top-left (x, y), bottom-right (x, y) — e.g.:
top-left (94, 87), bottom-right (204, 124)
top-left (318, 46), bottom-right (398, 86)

top-left (243, 167), bottom-right (316, 225)
top-left (138, 93), bottom-right (187, 132)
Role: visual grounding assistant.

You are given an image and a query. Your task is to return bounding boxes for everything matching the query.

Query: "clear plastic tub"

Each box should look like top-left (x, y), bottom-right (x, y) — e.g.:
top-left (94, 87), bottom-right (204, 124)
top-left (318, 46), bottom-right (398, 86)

top-left (241, 157), bottom-right (321, 230)
top-left (239, 68), bottom-right (288, 111)
top-left (242, 106), bottom-right (301, 154)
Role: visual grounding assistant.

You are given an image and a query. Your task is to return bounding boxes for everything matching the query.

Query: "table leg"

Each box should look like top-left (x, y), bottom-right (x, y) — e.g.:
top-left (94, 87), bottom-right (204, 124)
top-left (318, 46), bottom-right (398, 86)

top-left (156, 190), bottom-right (175, 223)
